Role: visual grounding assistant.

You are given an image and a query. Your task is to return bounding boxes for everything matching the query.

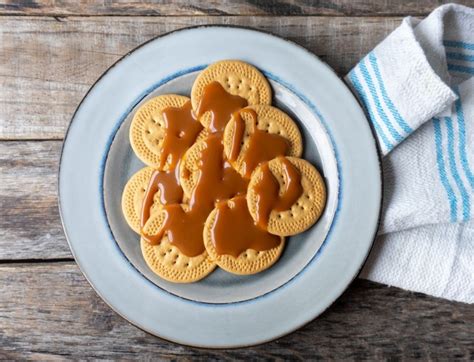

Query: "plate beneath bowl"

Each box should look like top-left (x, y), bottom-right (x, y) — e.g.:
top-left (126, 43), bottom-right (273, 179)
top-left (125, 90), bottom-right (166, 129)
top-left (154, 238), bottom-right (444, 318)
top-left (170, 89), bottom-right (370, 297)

top-left (59, 26), bottom-right (381, 348)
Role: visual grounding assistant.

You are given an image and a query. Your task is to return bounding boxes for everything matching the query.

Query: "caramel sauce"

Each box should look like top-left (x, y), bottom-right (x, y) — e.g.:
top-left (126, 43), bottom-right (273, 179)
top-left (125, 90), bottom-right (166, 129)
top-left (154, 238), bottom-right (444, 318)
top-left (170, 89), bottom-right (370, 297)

top-left (140, 167), bottom-right (183, 229)
top-left (159, 100), bottom-right (203, 169)
top-left (253, 157), bottom-right (303, 229)
top-left (189, 134), bottom-right (248, 210)
top-left (211, 196), bottom-right (281, 257)
top-left (139, 84), bottom-right (304, 259)
top-left (142, 134), bottom-right (248, 257)
top-left (196, 81), bottom-right (248, 133)
top-left (143, 204), bottom-right (209, 257)
top-left (229, 109), bottom-right (290, 178)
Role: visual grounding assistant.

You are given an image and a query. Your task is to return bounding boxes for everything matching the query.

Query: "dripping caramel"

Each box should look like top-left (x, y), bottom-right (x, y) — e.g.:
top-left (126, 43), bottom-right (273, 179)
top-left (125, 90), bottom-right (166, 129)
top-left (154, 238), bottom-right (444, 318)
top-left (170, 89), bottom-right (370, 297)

top-left (211, 196), bottom-right (281, 258)
top-left (229, 109), bottom-right (290, 178)
top-left (159, 100), bottom-right (203, 169)
top-left (253, 157), bottom-right (303, 229)
top-left (140, 167), bottom-right (183, 229)
top-left (142, 134), bottom-right (248, 257)
top-left (195, 81), bottom-right (248, 133)
top-left (139, 83), bottom-right (304, 259)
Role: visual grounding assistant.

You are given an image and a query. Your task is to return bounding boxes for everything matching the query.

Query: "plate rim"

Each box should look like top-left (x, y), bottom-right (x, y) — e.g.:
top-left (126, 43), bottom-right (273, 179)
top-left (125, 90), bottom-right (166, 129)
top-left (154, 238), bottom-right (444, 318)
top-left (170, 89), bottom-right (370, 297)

top-left (58, 24), bottom-right (383, 348)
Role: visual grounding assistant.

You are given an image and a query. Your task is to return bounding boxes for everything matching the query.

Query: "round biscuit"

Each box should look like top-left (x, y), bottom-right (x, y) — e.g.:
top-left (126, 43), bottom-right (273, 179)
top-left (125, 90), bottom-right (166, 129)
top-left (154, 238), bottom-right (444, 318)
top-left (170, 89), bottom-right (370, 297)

top-left (203, 201), bottom-right (285, 275)
top-left (223, 105), bottom-right (303, 176)
top-left (247, 157), bottom-right (326, 236)
top-left (141, 238), bottom-right (216, 283)
top-left (141, 207), bottom-right (215, 283)
top-left (191, 60), bottom-right (272, 129)
top-left (129, 94), bottom-right (192, 169)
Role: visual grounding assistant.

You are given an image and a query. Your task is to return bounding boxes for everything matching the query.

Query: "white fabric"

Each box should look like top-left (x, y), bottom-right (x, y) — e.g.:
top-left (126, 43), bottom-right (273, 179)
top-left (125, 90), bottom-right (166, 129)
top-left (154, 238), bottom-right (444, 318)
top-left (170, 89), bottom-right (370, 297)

top-left (361, 220), bottom-right (474, 302)
top-left (345, 4), bottom-right (474, 303)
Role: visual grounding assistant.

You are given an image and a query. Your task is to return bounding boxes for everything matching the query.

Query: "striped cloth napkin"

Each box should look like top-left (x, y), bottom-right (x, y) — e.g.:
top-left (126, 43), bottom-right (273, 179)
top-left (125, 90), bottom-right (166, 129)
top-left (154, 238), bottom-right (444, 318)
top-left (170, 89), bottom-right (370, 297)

top-left (345, 3), bottom-right (473, 303)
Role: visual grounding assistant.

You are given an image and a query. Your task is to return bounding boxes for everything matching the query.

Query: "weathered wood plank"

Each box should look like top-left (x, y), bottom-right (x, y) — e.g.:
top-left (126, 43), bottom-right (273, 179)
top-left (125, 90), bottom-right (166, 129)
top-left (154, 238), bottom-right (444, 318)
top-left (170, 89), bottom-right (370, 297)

top-left (0, 16), bottom-right (402, 140)
top-left (0, 141), bottom-right (71, 260)
top-left (0, 0), bottom-right (470, 16)
top-left (0, 263), bottom-right (471, 359)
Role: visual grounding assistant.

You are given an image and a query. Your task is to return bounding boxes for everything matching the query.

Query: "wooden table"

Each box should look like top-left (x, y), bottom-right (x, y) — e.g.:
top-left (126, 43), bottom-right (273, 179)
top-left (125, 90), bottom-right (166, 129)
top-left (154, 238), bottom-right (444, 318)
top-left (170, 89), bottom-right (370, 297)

top-left (1, 1), bottom-right (473, 359)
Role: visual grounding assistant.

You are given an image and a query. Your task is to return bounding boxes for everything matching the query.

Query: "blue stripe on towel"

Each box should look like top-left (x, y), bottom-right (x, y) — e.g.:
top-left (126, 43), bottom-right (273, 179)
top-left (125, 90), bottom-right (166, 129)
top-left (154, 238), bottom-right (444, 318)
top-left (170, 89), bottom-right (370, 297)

top-left (446, 52), bottom-right (474, 62)
top-left (433, 118), bottom-right (458, 222)
top-left (443, 40), bottom-right (474, 51)
top-left (348, 70), bottom-right (393, 151)
top-left (455, 95), bottom-right (474, 190)
top-left (368, 52), bottom-right (413, 134)
top-left (359, 58), bottom-right (404, 143)
top-left (448, 64), bottom-right (474, 75)
top-left (445, 116), bottom-right (470, 221)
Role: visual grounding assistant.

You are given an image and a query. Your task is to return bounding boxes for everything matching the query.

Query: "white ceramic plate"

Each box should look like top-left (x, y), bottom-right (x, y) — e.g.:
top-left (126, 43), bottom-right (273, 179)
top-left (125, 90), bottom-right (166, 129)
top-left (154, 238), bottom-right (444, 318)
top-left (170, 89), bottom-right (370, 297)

top-left (59, 26), bottom-right (382, 348)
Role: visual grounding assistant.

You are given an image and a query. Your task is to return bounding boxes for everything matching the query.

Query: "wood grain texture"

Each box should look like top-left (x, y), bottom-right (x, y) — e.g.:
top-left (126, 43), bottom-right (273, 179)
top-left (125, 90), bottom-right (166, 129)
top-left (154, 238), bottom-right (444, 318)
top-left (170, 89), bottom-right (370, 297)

top-left (0, 16), bottom-right (402, 140)
top-left (0, 141), bottom-right (71, 259)
top-left (1, 4), bottom-right (472, 358)
top-left (0, 0), bottom-right (472, 16)
top-left (0, 263), bottom-right (472, 359)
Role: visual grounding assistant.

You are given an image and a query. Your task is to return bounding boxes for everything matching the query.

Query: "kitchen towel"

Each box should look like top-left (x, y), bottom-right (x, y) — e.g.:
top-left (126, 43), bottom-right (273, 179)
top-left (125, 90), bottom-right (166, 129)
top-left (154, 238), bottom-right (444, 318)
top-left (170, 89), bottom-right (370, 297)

top-left (345, 3), bottom-right (473, 303)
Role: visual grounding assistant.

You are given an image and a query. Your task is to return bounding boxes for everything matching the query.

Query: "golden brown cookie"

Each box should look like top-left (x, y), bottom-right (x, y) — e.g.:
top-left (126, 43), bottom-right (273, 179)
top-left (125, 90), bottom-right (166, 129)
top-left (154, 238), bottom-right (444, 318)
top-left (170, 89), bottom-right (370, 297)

top-left (121, 167), bottom-right (162, 233)
top-left (140, 210), bottom-right (216, 283)
top-left (203, 197), bottom-right (285, 275)
top-left (191, 60), bottom-right (272, 129)
top-left (130, 94), bottom-right (197, 169)
top-left (247, 157), bottom-right (326, 236)
top-left (141, 238), bottom-right (216, 283)
top-left (223, 105), bottom-right (303, 177)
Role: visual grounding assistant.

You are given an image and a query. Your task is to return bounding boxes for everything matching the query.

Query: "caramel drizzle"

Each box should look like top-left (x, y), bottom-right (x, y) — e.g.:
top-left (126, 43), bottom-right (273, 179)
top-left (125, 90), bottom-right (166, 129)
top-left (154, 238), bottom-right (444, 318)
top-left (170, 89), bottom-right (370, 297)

top-left (159, 100), bottom-right (203, 169)
top-left (140, 166), bottom-right (183, 229)
top-left (211, 196), bottom-right (281, 258)
top-left (195, 81), bottom-right (248, 133)
top-left (144, 204), bottom-right (209, 258)
top-left (229, 109), bottom-right (290, 178)
top-left (143, 134), bottom-right (248, 257)
top-left (139, 82), bottom-right (303, 258)
top-left (189, 134), bottom-right (248, 210)
top-left (253, 157), bottom-right (303, 229)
